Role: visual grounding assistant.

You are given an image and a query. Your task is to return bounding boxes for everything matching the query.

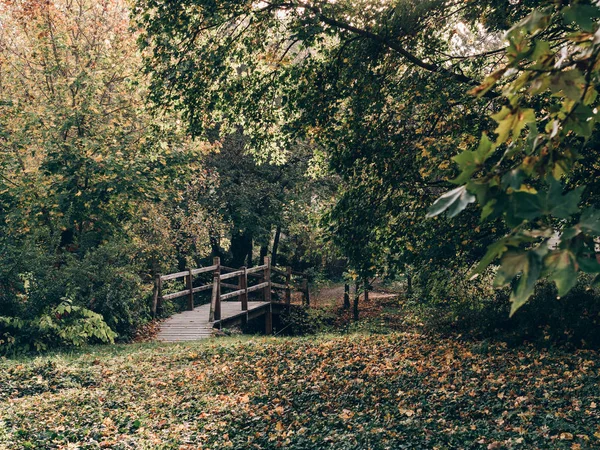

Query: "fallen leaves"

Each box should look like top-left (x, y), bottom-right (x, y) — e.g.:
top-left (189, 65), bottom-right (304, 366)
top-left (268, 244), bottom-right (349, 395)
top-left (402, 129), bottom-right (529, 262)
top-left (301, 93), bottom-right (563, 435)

top-left (0, 333), bottom-right (599, 449)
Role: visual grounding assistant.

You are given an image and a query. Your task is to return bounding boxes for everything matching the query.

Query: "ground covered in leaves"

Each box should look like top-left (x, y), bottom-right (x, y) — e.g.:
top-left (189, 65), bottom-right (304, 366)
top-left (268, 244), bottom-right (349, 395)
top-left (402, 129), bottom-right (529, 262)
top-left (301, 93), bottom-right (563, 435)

top-left (1, 331), bottom-right (599, 450)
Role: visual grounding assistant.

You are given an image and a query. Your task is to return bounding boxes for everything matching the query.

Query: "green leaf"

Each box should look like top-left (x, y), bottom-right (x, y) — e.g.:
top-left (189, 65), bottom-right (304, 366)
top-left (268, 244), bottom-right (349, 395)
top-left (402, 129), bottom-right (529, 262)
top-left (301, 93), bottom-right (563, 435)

top-left (510, 177), bottom-right (582, 221)
top-left (511, 192), bottom-right (543, 220)
top-left (494, 251), bottom-right (529, 288)
top-left (426, 186), bottom-right (475, 219)
top-left (546, 177), bottom-right (584, 219)
top-left (508, 249), bottom-right (545, 316)
top-left (578, 255), bottom-right (600, 274)
top-left (492, 107), bottom-right (536, 145)
top-left (562, 5), bottom-right (600, 32)
top-left (452, 135), bottom-right (495, 184)
top-left (501, 169), bottom-right (526, 190)
top-left (544, 250), bottom-right (577, 297)
top-left (579, 208), bottom-right (600, 235)
top-left (470, 238), bottom-right (509, 277)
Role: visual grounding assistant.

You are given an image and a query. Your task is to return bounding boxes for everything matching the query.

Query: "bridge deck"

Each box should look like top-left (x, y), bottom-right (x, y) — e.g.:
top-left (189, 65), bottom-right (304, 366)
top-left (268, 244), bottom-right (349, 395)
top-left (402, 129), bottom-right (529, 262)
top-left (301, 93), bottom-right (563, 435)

top-left (156, 301), bottom-right (270, 342)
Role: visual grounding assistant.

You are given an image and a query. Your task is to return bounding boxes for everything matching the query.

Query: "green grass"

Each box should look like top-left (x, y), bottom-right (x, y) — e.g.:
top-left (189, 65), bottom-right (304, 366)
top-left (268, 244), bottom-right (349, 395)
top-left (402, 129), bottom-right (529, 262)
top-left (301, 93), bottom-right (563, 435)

top-left (1, 331), bottom-right (599, 449)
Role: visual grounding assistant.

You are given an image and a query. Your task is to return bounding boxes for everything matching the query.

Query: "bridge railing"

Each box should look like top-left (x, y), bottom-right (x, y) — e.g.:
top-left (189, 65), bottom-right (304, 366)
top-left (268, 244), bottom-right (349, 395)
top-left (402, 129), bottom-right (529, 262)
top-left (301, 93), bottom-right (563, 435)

top-left (153, 256), bottom-right (309, 320)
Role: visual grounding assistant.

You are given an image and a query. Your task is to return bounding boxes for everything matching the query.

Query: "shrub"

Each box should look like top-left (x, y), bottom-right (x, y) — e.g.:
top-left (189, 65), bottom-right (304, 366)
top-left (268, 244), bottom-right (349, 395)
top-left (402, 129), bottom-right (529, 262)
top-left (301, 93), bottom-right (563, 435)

top-left (278, 306), bottom-right (336, 336)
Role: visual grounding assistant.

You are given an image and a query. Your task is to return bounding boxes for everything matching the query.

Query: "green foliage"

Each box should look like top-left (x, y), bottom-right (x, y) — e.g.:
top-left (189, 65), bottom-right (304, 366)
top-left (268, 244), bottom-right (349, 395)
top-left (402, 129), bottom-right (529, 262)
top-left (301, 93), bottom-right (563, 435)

top-left (1, 295), bottom-right (116, 355)
top-left (0, 0), bottom-right (207, 352)
top-left (278, 306), bottom-right (336, 336)
top-left (428, 1), bottom-right (600, 313)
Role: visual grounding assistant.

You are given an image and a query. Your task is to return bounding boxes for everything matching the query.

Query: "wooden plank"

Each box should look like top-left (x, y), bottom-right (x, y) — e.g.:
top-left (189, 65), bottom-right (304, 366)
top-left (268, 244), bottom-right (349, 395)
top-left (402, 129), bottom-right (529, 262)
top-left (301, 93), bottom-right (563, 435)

top-left (246, 282), bottom-right (268, 293)
top-left (162, 290), bottom-right (189, 301)
top-left (271, 266), bottom-right (287, 275)
top-left (190, 265), bottom-right (218, 275)
top-left (220, 270), bottom-right (244, 281)
top-left (271, 282), bottom-right (287, 290)
top-left (191, 284), bottom-right (212, 294)
top-left (161, 271), bottom-right (188, 281)
top-left (220, 265), bottom-right (238, 272)
top-left (221, 282), bottom-right (239, 290)
top-left (220, 289), bottom-right (245, 301)
top-left (246, 264), bottom-right (267, 275)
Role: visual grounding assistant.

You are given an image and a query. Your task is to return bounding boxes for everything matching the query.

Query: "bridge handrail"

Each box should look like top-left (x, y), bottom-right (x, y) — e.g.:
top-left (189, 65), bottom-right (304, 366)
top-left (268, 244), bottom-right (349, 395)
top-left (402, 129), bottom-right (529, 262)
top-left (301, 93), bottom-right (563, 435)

top-left (152, 257), bottom-right (310, 319)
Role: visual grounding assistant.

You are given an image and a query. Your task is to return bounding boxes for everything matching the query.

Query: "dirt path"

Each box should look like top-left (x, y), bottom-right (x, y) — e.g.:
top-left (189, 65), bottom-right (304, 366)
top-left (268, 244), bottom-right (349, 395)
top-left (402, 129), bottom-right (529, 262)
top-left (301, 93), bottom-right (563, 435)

top-left (310, 283), bottom-right (399, 308)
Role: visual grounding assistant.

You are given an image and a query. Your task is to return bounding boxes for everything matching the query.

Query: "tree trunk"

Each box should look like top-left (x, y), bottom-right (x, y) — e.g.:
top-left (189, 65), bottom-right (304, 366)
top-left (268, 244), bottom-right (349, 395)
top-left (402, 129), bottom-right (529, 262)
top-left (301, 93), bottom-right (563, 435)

top-left (344, 283), bottom-right (350, 309)
top-left (246, 236), bottom-right (253, 268)
top-left (364, 278), bottom-right (369, 303)
top-left (353, 282), bottom-right (360, 321)
top-left (230, 230), bottom-right (252, 268)
top-left (271, 224), bottom-right (281, 267)
top-left (259, 243), bottom-right (268, 267)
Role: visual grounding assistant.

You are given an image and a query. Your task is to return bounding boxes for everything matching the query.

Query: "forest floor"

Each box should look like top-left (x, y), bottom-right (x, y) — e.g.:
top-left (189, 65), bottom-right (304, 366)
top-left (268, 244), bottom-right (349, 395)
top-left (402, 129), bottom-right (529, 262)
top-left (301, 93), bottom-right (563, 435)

top-left (1, 294), bottom-right (599, 449)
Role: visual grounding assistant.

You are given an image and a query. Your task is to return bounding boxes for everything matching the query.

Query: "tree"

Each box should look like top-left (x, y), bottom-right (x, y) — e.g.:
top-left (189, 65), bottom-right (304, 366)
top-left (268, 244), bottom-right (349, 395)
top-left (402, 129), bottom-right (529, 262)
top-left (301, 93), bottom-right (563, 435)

top-left (0, 0), bottom-right (203, 351)
top-left (428, 2), bottom-right (600, 314)
top-left (135, 0), bottom-right (518, 283)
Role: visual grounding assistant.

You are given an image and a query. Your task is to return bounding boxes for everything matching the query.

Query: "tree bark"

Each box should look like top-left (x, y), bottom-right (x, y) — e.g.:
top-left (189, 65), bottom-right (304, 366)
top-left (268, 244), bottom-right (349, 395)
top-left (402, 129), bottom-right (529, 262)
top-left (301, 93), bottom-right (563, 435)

top-left (271, 224), bottom-right (281, 267)
top-left (353, 281), bottom-right (360, 321)
top-left (230, 230), bottom-right (252, 268)
top-left (246, 235), bottom-right (253, 268)
top-left (259, 243), bottom-right (268, 267)
top-left (364, 278), bottom-right (369, 303)
top-left (344, 283), bottom-right (350, 309)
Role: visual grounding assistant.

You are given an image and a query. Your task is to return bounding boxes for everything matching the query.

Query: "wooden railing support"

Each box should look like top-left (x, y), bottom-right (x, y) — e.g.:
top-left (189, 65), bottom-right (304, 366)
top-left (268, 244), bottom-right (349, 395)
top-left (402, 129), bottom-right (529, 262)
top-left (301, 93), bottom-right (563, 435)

top-left (240, 266), bottom-right (248, 311)
top-left (152, 274), bottom-right (161, 318)
top-left (186, 268), bottom-right (194, 311)
top-left (210, 257), bottom-right (221, 322)
top-left (265, 304), bottom-right (273, 334)
top-left (263, 256), bottom-right (271, 303)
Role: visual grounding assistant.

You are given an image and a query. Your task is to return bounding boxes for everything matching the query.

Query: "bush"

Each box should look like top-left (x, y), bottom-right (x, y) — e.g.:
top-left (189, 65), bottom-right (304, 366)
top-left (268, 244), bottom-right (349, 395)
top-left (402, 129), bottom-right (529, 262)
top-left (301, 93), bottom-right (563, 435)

top-left (412, 268), bottom-right (600, 348)
top-left (278, 306), bottom-right (336, 336)
top-left (0, 238), bottom-right (149, 355)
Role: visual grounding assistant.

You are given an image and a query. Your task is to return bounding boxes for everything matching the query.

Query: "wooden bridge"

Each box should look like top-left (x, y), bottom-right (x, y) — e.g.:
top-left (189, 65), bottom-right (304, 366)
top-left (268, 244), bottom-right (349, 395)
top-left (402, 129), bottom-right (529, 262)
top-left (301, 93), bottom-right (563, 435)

top-left (153, 257), bottom-right (309, 342)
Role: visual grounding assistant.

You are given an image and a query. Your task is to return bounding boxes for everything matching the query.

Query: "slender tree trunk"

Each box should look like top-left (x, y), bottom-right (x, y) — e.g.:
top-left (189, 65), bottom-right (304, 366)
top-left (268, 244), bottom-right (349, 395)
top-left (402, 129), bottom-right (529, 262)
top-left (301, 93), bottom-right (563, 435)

top-left (364, 278), bottom-right (369, 303)
top-left (259, 243), bottom-right (268, 266)
top-left (246, 236), bottom-right (253, 268)
top-left (271, 224), bottom-right (281, 267)
top-left (353, 281), bottom-right (360, 321)
top-left (344, 283), bottom-right (350, 309)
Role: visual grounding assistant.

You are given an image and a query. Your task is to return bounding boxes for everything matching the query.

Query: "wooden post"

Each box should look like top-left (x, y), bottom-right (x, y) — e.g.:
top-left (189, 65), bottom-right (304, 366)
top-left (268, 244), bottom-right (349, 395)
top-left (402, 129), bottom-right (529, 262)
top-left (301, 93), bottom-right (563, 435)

top-left (152, 274), bottom-right (160, 318)
top-left (210, 257), bottom-right (221, 322)
top-left (263, 256), bottom-right (271, 303)
top-left (285, 266), bottom-right (292, 305)
top-left (265, 304), bottom-right (273, 334)
top-left (240, 266), bottom-right (248, 311)
top-left (343, 283), bottom-right (350, 309)
top-left (353, 281), bottom-right (360, 321)
top-left (186, 268), bottom-right (194, 311)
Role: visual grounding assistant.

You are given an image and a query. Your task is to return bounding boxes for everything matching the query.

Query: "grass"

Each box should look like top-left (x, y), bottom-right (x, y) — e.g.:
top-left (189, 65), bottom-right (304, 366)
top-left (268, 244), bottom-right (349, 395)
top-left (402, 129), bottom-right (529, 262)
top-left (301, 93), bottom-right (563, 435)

top-left (1, 325), bottom-right (600, 449)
